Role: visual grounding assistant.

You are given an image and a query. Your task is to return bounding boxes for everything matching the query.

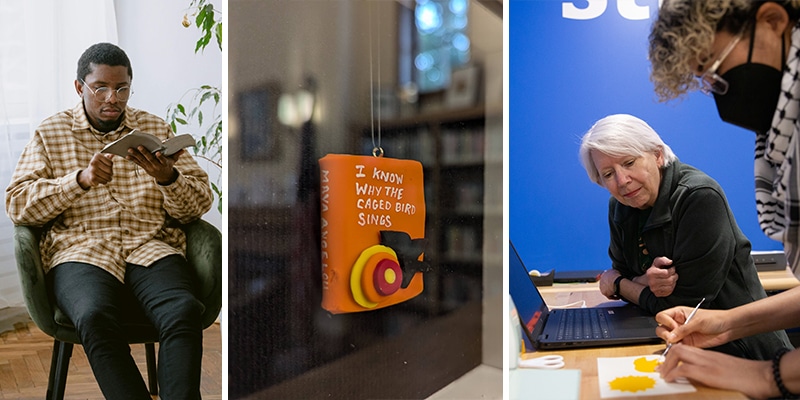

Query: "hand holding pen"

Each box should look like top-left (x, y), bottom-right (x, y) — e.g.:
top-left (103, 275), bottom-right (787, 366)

top-left (655, 297), bottom-right (733, 352)
top-left (659, 297), bottom-right (705, 361)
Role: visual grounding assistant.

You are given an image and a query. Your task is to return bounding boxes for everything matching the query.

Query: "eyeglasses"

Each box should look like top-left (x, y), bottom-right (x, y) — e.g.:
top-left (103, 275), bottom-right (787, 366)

top-left (698, 32), bottom-right (743, 95)
top-left (80, 79), bottom-right (133, 102)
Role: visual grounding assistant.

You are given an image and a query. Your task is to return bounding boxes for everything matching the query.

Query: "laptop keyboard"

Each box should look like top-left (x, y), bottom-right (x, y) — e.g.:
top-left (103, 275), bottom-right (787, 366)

top-left (556, 308), bottom-right (611, 340)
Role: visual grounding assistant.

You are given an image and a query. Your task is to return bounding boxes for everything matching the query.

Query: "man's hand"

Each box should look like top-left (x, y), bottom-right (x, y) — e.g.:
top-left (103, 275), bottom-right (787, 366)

top-left (78, 153), bottom-right (115, 189)
top-left (126, 146), bottom-right (183, 184)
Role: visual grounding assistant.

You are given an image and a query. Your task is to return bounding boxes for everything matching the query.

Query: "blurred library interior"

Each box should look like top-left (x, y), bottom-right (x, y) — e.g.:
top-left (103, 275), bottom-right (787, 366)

top-left (227, 1), bottom-right (502, 398)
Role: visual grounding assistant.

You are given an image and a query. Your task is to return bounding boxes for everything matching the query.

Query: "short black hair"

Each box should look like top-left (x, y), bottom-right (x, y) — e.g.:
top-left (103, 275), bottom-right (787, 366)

top-left (76, 42), bottom-right (133, 82)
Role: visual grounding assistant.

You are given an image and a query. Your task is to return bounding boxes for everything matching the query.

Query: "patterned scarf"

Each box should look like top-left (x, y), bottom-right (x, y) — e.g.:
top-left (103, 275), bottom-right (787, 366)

top-left (755, 25), bottom-right (800, 273)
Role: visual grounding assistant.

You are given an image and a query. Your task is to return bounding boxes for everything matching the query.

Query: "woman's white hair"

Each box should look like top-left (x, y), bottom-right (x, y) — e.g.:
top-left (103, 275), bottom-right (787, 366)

top-left (579, 114), bottom-right (678, 186)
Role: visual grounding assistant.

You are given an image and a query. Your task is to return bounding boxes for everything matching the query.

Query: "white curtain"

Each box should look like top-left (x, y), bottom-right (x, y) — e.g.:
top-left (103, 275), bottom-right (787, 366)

top-left (0, 0), bottom-right (117, 333)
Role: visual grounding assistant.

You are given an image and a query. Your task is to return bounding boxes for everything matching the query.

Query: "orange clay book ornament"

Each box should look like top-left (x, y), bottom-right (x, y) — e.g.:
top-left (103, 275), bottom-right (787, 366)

top-left (319, 153), bottom-right (430, 314)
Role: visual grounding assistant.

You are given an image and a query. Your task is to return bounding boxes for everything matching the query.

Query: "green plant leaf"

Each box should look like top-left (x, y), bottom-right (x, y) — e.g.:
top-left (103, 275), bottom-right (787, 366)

top-left (200, 90), bottom-right (215, 105)
top-left (215, 23), bottom-right (222, 51)
top-left (169, 0), bottom-right (223, 213)
top-left (202, 5), bottom-right (215, 30)
top-left (212, 181), bottom-right (222, 214)
top-left (195, 5), bottom-right (206, 28)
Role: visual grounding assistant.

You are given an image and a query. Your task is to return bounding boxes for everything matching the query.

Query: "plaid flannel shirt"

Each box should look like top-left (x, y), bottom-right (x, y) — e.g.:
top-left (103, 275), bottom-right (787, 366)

top-left (5, 102), bottom-right (213, 282)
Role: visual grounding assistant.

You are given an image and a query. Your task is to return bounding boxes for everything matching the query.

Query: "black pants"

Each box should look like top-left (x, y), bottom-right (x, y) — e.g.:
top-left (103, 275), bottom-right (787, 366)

top-left (48, 255), bottom-right (204, 400)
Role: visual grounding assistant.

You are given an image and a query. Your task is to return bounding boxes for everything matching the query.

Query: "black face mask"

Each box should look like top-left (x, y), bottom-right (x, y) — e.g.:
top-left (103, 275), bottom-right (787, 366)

top-left (713, 27), bottom-right (784, 135)
top-left (713, 64), bottom-right (782, 134)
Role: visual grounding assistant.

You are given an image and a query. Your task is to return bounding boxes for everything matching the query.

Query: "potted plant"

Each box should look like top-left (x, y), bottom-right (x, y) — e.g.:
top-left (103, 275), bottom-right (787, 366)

top-left (166, 0), bottom-right (223, 212)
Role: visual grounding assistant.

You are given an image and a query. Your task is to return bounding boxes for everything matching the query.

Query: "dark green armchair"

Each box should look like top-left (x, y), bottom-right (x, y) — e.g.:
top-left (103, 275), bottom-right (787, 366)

top-left (13, 219), bottom-right (222, 400)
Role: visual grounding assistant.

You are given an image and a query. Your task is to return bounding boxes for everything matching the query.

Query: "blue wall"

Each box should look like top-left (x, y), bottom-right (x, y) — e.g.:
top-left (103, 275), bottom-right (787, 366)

top-left (509, 0), bottom-right (782, 273)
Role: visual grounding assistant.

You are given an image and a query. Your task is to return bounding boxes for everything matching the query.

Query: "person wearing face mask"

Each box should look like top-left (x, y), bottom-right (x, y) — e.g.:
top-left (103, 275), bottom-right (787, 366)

top-left (580, 114), bottom-right (792, 361)
top-left (647, 1), bottom-right (800, 396)
top-left (649, 0), bottom-right (800, 276)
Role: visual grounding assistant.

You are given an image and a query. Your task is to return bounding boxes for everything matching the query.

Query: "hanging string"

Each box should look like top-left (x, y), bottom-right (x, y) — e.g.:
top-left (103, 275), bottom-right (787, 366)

top-left (369, 0), bottom-right (383, 157)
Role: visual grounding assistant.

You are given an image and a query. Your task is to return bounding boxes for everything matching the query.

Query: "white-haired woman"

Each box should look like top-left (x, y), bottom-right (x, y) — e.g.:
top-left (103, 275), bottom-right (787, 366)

top-left (579, 114), bottom-right (792, 362)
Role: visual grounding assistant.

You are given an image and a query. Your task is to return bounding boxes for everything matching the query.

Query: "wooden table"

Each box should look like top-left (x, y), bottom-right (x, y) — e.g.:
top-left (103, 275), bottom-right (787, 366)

top-left (757, 267), bottom-right (800, 292)
top-left (517, 267), bottom-right (800, 399)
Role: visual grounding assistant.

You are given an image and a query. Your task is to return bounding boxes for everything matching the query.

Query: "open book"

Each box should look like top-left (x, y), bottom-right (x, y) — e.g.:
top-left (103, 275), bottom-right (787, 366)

top-left (101, 130), bottom-right (196, 157)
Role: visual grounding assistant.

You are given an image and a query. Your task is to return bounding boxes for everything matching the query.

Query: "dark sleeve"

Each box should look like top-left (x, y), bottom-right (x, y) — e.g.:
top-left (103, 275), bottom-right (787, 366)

top-left (637, 186), bottom-right (735, 314)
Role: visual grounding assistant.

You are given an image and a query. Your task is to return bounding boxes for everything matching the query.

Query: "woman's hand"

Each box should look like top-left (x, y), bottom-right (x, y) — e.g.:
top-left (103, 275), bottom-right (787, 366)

top-left (655, 306), bottom-right (732, 349)
top-left (632, 256), bottom-right (677, 297)
top-left (657, 344), bottom-right (776, 399)
top-left (599, 269), bottom-right (622, 299)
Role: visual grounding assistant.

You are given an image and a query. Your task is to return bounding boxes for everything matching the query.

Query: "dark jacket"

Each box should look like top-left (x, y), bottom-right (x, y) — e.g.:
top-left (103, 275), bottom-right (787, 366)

top-left (608, 160), bottom-right (792, 359)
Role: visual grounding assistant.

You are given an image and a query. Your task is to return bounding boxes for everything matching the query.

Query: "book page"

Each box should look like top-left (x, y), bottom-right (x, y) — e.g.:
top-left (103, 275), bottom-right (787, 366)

top-left (101, 130), bottom-right (163, 157)
top-left (162, 134), bottom-right (197, 156)
top-left (101, 130), bottom-right (196, 157)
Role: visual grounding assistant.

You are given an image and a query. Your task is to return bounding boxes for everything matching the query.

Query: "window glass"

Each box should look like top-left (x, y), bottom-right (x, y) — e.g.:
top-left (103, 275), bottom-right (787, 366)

top-left (414, 0), bottom-right (470, 93)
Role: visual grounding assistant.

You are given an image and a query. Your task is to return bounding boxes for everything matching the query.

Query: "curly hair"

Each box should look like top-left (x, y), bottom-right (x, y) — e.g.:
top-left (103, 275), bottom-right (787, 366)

top-left (76, 42), bottom-right (133, 82)
top-left (648, 0), bottom-right (800, 102)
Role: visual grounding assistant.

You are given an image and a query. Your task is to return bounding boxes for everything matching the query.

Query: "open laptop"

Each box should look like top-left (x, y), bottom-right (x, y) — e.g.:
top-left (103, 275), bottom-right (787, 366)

top-left (509, 241), bottom-right (661, 350)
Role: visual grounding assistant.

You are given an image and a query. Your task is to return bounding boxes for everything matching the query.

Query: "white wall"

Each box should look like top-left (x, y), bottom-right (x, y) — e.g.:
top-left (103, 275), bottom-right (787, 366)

top-left (114, 0), bottom-right (223, 228)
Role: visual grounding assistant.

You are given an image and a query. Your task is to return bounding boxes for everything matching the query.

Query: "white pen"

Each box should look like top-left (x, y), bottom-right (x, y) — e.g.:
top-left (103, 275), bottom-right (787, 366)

top-left (660, 297), bottom-right (706, 361)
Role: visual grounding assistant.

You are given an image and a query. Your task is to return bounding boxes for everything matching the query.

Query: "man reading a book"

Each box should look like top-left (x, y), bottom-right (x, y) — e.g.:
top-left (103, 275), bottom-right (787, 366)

top-left (5, 42), bottom-right (212, 399)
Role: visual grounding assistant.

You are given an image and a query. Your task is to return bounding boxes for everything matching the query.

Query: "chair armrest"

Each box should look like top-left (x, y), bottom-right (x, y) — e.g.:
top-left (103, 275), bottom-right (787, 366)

top-left (13, 225), bottom-right (58, 336)
top-left (183, 219), bottom-right (222, 329)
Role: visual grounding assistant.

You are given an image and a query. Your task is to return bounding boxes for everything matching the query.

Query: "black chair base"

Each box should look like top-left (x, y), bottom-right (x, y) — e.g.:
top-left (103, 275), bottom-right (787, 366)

top-left (46, 340), bottom-right (72, 400)
top-left (45, 339), bottom-right (158, 400)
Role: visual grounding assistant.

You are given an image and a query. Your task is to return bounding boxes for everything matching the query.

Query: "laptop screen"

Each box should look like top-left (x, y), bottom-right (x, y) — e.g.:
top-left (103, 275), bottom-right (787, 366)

top-left (509, 241), bottom-right (550, 345)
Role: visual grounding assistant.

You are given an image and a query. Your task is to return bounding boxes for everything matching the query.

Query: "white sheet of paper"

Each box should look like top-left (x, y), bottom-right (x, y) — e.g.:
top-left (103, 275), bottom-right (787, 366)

top-left (597, 355), bottom-right (696, 398)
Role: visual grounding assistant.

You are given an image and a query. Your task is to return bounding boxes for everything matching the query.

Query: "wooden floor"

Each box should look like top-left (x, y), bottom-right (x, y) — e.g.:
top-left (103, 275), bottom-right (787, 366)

top-left (0, 320), bottom-right (222, 399)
